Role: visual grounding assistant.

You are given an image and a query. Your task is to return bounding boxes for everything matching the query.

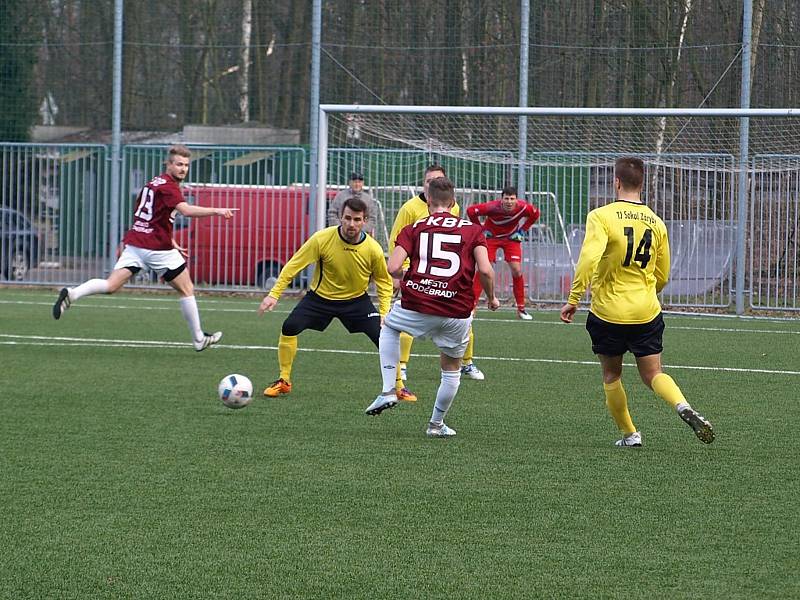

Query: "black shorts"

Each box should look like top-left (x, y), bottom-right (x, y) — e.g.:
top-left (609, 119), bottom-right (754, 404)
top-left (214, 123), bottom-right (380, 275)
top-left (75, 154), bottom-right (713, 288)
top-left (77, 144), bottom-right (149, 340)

top-left (585, 312), bottom-right (664, 358)
top-left (281, 291), bottom-right (381, 346)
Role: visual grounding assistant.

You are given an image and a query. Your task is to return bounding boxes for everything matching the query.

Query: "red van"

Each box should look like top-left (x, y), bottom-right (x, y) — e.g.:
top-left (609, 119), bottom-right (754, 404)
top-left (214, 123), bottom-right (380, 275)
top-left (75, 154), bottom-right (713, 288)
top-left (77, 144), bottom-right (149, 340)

top-left (174, 184), bottom-right (325, 289)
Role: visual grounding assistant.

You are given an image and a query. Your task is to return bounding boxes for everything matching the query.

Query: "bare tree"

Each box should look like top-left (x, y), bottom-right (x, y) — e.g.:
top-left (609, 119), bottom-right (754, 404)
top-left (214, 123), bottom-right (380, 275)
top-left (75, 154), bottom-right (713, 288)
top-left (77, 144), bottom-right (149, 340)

top-left (239, 0), bottom-right (252, 122)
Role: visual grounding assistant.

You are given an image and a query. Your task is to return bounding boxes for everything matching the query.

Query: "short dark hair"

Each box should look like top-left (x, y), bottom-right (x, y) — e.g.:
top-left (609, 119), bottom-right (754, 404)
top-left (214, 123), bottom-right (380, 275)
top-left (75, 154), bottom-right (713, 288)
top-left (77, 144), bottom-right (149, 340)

top-left (342, 196), bottom-right (368, 217)
top-left (501, 185), bottom-right (517, 197)
top-left (615, 157), bottom-right (644, 191)
top-left (424, 163), bottom-right (447, 178)
top-left (426, 176), bottom-right (455, 208)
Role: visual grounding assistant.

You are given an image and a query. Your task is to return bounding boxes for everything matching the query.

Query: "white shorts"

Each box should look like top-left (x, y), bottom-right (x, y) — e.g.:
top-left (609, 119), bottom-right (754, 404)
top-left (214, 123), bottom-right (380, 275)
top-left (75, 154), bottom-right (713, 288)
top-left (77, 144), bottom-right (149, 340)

top-left (385, 302), bottom-right (472, 358)
top-left (114, 245), bottom-right (185, 276)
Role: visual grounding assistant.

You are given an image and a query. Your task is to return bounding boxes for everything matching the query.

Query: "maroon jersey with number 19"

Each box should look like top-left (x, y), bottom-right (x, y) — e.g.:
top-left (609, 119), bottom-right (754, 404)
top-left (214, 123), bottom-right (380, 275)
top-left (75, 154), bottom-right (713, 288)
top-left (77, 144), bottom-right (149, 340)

top-left (122, 173), bottom-right (184, 251)
top-left (396, 212), bottom-right (487, 318)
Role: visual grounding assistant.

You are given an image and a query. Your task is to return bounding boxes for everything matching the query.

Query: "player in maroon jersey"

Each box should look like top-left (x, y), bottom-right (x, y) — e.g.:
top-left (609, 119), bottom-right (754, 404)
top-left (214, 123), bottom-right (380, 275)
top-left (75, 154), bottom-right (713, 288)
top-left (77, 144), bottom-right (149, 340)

top-left (365, 177), bottom-right (500, 437)
top-left (52, 145), bottom-right (236, 351)
top-left (466, 185), bottom-right (540, 320)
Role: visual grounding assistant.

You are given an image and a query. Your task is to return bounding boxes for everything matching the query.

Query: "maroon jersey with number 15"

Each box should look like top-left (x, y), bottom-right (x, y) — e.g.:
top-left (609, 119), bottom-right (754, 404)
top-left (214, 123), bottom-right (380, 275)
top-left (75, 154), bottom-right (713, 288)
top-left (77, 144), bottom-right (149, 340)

top-left (396, 212), bottom-right (487, 318)
top-left (122, 173), bottom-right (184, 251)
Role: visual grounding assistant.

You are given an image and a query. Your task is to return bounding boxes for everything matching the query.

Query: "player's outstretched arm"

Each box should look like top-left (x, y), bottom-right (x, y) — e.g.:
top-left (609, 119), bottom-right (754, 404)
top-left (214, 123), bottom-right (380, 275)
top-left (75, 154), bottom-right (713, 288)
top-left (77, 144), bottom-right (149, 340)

top-left (176, 202), bottom-right (238, 219)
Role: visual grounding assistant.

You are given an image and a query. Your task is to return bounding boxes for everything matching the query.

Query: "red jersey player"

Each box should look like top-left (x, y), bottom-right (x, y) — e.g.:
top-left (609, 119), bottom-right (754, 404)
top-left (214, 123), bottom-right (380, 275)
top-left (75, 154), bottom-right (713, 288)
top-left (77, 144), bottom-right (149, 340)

top-left (466, 185), bottom-right (540, 320)
top-left (52, 145), bottom-right (236, 351)
top-left (365, 176), bottom-right (500, 437)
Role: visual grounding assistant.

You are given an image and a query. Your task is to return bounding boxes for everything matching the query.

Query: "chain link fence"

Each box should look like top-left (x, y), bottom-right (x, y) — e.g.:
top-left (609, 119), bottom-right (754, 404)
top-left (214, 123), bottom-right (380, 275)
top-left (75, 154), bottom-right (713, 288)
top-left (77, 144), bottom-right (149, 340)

top-left (3, 141), bottom-right (799, 312)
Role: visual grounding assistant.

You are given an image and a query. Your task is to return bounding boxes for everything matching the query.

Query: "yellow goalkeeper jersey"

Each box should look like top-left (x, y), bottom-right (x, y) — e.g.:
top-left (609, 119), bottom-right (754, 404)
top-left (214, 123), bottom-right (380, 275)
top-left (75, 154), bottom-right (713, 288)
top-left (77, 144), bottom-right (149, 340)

top-left (268, 226), bottom-right (394, 316)
top-left (567, 200), bottom-right (670, 324)
top-left (389, 194), bottom-right (461, 269)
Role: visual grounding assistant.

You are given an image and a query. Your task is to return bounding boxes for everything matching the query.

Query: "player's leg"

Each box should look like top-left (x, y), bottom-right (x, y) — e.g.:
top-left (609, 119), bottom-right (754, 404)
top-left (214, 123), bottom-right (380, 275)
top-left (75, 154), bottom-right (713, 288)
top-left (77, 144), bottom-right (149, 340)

top-left (167, 266), bottom-right (221, 351)
top-left (366, 304), bottom-right (425, 415)
top-left (264, 320), bottom-right (300, 397)
top-left (392, 270), bottom-right (416, 400)
top-left (636, 354), bottom-right (712, 443)
top-left (632, 316), bottom-right (714, 444)
top-left (264, 293), bottom-right (332, 397)
top-left (53, 267), bottom-right (133, 320)
top-left (508, 262), bottom-right (531, 320)
top-left (338, 295), bottom-right (394, 383)
top-left (597, 354), bottom-right (639, 446)
top-left (358, 319), bottom-right (416, 403)
top-left (427, 352), bottom-right (462, 437)
top-left (395, 332), bottom-right (417, 401)
top-left (427, 317), bottom-right (471, 437)
top-left (379, 326), bottom-right (402, 392)
top-left (365, 323), bottom-right (402, 415)
top-left (585, 313), bottom-right (639, 446)
top-left (460, 327), bottom-right (484, 380)
top-left (390, 274), bottom-right (413, 394)
top-left (505, 240), bottom-right (531, 320)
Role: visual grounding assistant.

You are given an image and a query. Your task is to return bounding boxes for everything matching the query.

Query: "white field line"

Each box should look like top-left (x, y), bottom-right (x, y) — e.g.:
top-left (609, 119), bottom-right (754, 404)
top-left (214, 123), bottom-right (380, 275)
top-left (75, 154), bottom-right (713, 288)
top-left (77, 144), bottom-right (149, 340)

top-left (1, 333), bottom-right (800, 376)
top-left (2, 299), bottom-right (799, 336)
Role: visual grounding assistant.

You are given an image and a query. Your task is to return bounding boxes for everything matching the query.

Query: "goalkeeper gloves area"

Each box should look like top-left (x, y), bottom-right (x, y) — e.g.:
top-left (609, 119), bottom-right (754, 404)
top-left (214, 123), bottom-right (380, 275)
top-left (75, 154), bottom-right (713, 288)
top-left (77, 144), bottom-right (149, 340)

top-left (509, 230), bottom-right (525, 242)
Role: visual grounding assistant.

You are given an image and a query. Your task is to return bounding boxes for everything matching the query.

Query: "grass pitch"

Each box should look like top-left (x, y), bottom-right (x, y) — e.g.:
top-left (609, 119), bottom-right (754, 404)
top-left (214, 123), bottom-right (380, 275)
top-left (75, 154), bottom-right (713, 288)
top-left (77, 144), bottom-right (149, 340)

top-left (0, 288), bottom-right (798, 599)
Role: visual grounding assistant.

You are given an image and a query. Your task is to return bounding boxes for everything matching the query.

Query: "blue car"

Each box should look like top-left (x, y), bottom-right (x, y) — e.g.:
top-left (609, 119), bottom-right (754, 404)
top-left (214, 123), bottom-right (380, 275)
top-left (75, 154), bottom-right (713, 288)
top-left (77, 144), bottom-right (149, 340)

top-left (0, 207), bottom-right (39, 281)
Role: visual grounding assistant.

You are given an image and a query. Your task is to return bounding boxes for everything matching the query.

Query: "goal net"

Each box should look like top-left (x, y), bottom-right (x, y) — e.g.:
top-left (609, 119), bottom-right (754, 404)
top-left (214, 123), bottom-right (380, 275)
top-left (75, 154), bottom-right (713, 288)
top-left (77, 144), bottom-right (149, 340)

top-left (320, 106), bottom-right (800, 311)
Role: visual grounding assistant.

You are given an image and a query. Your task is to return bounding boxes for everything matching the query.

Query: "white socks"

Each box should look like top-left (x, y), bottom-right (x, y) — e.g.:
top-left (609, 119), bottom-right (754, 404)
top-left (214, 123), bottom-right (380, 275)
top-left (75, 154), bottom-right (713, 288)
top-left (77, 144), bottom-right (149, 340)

top-left (430, 370), bottom-right (461, 425)
top-left (69, 278), bottom-right (109, 301)
top-left (179, 296), bottom-right (204, 342)
top-left (378, 325), bottom-right (401, 394)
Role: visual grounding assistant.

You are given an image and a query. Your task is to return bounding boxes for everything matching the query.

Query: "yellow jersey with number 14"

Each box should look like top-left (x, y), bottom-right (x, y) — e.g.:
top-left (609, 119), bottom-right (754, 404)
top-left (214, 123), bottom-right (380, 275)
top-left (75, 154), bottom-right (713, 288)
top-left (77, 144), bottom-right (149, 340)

top-left (567, 200), bottom-right (670, 324)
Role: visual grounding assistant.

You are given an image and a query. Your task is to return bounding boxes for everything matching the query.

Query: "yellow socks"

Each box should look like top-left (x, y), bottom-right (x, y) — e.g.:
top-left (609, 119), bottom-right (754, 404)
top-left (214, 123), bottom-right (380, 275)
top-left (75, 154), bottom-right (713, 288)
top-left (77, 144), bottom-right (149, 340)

top-left (399, 332), bottom-right (413, 363)
top-left (462, 328), bottom-right (475, 365)
top-left (651, 373), bottom-right (686, 409)
top-left (396, 332), bottom-right (414, 389)
top-left (277, 334), bottom-right (298, 382)
top-left (603, 379), bottom-right (636, 435)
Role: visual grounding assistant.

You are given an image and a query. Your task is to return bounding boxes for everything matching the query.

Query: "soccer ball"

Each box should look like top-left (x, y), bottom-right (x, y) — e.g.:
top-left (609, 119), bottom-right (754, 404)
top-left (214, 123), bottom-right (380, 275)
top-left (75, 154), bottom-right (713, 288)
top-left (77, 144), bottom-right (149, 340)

top-left (218, 374), bottom-right (253, 409)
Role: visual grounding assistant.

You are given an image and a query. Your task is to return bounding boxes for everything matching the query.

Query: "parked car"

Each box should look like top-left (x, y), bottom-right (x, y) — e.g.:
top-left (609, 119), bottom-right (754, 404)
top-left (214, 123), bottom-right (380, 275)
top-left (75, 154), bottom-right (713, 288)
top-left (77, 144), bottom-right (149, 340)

top-left (173, 184), bottom-right (336, 289)
top-left (0, 207), bottom-right (39, 281)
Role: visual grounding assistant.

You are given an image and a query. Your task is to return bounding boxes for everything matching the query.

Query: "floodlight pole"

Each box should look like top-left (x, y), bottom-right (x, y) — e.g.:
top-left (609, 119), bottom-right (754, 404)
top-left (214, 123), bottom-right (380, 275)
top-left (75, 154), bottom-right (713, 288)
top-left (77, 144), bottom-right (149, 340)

top-left (109, 0), bottom-right (123, 269)
top-left (735, 0), bottom-right (753, 315)
top-left (517, 0), bottom-right (530, 197)
top-left (308, 0), bottom-right (322, 232)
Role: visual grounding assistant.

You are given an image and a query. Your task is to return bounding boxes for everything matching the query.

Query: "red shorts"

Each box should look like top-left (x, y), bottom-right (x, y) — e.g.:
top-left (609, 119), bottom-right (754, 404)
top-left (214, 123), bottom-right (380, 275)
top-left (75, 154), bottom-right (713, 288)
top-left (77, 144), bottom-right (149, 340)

top-left (487, 237), bottom-right (523, 262)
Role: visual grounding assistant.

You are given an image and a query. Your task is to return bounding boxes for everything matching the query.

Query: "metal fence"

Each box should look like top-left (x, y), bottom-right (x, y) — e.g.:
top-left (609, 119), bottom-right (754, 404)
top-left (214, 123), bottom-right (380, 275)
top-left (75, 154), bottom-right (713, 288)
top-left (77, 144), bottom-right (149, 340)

top-left (1, 142), bottom-right (799, 312)
top-left (751, 156), bottom-right (800, 311)
top-left (0, 143), bottom-right (109, 286)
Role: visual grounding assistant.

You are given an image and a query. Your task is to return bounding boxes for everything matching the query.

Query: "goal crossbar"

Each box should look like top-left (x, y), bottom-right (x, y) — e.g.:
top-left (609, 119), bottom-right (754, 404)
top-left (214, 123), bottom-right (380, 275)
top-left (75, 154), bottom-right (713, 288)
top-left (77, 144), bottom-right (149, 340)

top-left (320, 105), bottom-right (799, 117)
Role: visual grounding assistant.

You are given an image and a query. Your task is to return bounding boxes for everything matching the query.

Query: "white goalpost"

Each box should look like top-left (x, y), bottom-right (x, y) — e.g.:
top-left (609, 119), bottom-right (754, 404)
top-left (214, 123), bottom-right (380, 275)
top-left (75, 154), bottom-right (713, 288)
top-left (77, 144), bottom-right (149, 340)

top-left (317, 105), bottom-right (800, 314)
